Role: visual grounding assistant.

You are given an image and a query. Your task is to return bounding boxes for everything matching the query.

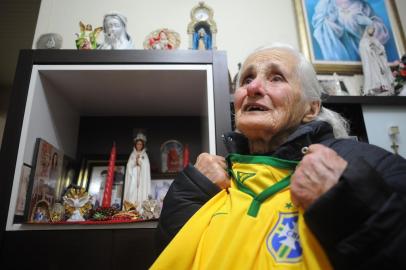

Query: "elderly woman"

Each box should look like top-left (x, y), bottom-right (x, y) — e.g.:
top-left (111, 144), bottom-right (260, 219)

top-left (153, 44), bottom-right (406, 270)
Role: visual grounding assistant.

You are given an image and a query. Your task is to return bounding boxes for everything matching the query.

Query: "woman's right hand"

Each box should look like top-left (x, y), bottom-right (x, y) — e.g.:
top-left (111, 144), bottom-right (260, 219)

top-left (195, 153), bottom-right (230, 189)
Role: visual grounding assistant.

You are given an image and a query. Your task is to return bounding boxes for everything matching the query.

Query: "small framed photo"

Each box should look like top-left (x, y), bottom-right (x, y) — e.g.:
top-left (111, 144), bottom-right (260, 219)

top-left (14, 163), bottom-right (31, 223)
top-left (25, 138), bottom-right (64, 223)
top-left (151, 179), bottom-right (173, 202)
top-left (318, 74), bottom-right (349, 96)
top-left (78, 157), bottom-right (126, 210)
top-left (150, 179), bottom-right (174, 217)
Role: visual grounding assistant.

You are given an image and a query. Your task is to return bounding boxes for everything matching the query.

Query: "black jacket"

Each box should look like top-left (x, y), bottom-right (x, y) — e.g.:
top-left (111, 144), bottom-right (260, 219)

top-left (156, 121), bottom-right (406, 270)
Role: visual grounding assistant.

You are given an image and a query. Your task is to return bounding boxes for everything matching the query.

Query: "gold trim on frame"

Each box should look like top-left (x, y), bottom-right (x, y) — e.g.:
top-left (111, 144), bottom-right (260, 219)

top-left (293, 0), bottom-right (406, 74)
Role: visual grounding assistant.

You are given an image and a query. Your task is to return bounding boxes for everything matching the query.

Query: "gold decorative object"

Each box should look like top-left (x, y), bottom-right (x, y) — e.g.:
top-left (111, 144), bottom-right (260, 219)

top-left (123, 200), bottom-right (137, 212)
top-left (63, 187), bottom-right (92, 221)
top-left (50, 203), bottom-right (65, 222)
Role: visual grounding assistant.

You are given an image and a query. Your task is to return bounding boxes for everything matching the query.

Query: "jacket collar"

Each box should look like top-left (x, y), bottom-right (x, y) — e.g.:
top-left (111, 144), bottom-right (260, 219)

top-left (222, 121), bottom-right (335, 161)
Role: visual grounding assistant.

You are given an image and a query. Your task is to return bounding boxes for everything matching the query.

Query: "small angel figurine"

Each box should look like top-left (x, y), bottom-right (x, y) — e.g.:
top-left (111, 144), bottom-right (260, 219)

top-left (75, 21), bottom-right (103, 50)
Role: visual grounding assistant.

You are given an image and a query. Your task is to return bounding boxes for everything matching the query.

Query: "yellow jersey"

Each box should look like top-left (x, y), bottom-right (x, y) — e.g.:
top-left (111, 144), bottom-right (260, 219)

top-left (151, 154), bottom-right (332, 270)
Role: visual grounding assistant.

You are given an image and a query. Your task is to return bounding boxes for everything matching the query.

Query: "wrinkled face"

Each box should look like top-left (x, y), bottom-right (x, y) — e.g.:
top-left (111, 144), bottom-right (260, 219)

top-left (105, 17), bottom-right (124, 38)
top-left (234, 48), bottom-right (307, 142)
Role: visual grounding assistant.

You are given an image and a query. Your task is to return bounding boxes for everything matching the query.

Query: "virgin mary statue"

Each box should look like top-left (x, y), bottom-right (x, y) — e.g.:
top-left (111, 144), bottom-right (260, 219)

top-left (123, 133), bottom-right (151, 211)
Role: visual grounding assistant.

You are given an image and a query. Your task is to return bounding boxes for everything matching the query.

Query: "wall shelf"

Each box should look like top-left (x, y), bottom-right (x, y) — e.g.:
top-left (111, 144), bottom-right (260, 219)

top-left (323, 95), bottom-right (406, 105)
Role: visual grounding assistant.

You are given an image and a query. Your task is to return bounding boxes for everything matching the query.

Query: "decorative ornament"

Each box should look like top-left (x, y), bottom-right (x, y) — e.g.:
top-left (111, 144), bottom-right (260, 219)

top-left (393, 54), bottom-right (406, 95)
top-left (36, 33), bottom-right (63, 49)
top-left (187, 2), bottom-right (217, 50)
top-left (50, 202), bottom-right (65, 222)
top-left (143, 28), bottom-right (181, 50)
top-left (89, 206), bottom-right (119, 221)
top-left (134, 132), bottom-right (147, 143)
top-left (63, 187), bottom-right (92, 221)
top-left (140, 199), bottom-right (161, 220)
top-left (75, 21), bottom-right (103, 50)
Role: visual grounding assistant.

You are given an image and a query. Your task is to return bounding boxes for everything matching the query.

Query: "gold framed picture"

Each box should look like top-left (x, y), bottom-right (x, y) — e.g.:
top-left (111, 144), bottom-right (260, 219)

top-left (294, 0), bottom-right (406, 74)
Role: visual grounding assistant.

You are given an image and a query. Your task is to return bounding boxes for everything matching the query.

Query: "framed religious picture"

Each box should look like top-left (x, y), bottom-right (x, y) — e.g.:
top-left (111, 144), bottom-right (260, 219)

top-left (160, 140), bottom-right (183, 173)
top-left (78, 157), bottom-right (126, 210)
top-left (13, 163), bottom-right (31, 223)
top-left (25, 138), bottom-right (64, 223)
top-left (294, 0), bottom-right (406, 73)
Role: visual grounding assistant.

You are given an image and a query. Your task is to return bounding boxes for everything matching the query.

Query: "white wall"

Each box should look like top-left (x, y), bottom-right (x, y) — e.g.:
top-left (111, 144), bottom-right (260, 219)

top-left (362, 105), bottom-right (406, 157)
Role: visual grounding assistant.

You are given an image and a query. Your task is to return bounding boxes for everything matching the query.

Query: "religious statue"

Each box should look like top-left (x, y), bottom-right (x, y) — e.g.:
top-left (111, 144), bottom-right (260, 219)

top-left (75, 21), bottom-right (103, 50)
top-left (98, 12), bottom-right (134, 49)
top-left (63, 187), bottom-right (92, 222)
top-left (193, 27), bottom-right (212, 50)
top-left (123, 133), bottom-right (151, 211)
top-left (359, 25), bottom-right (394, 96)
top-left (143, 28), bottom-right (181, 50)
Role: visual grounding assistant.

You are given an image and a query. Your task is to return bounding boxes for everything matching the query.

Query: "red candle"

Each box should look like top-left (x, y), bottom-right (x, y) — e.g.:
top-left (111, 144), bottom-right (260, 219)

top-left (102, 142), bottom-right (116, 207)
top-left (183, 144), bottom-right (190, 168)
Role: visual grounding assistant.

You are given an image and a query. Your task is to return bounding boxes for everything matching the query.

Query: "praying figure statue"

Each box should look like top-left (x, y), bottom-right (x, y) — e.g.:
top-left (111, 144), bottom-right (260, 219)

top-left (99, 12), bottom-right (134, 49)
top-left (359, 25), bottom-right (394, 96)
top-left (123, 133), bottom-right (151, 211)
top-left (193, 28), bottom-right (212, 50)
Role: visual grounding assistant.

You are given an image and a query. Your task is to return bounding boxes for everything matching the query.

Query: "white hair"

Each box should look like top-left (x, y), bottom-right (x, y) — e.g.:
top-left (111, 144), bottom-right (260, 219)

top-left (237, 43), bottom-right (349, 138)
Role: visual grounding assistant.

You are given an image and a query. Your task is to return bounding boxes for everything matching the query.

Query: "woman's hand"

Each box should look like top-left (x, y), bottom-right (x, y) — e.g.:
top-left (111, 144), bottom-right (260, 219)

top-left (290, 144), bottom-right (348, 210)
top-left (195, 153), bottom-right (230, 189)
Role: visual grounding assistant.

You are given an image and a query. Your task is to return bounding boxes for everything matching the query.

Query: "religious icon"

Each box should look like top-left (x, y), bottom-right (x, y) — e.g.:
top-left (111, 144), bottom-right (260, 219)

top-left (160, 140), bottom-right (183, 173)
top-left (123, 132), bottom-right (151, 212)
top-left (143, 28), bottom-right (181, 50)
top-left (98, 12), bottom-right (134, 49)
top-left (187, 2), bottom-right (217, 50)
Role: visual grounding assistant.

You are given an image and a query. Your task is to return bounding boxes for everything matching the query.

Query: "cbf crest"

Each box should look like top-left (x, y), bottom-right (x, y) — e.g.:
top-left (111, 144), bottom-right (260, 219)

top-left (266, 212), bottom-right (302, 263)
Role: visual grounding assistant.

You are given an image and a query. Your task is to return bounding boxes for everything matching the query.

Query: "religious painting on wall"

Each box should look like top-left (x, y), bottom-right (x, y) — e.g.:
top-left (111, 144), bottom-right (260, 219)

top-left (294, 0), bottom-right (405, 73)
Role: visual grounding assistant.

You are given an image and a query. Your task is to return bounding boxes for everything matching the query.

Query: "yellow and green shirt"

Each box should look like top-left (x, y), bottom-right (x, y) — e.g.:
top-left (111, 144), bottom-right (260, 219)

top-left (151, 154), bottom-right (332, 270)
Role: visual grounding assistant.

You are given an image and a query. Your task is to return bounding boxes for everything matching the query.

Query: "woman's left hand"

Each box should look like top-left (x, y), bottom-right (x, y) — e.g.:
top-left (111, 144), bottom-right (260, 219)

top-left (290, 144), bottom-right (348, 210)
